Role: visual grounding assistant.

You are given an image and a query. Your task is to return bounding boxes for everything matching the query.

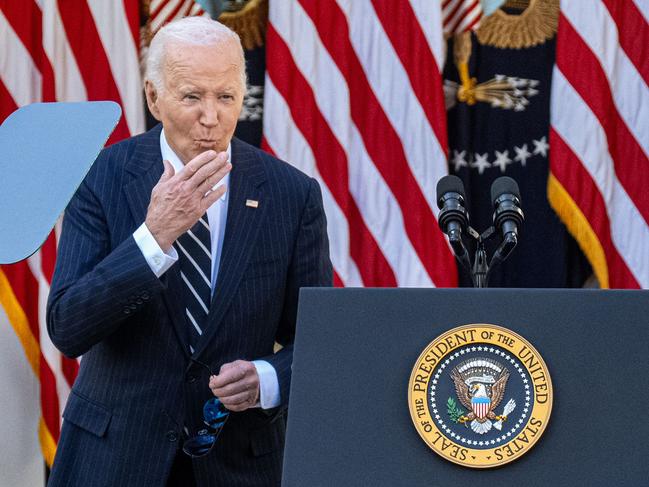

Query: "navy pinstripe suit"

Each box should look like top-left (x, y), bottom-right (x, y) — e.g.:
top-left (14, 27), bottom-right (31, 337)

top-left (46, 125), bottom-right (332, 486)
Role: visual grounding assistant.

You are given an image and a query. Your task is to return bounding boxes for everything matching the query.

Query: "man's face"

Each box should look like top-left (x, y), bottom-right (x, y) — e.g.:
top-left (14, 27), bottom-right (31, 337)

top-left (145, 40), bottom-right (244, 164)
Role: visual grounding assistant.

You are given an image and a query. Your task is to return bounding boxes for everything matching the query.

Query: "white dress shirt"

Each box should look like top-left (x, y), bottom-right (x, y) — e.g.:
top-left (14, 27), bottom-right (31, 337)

top-left (132, 129), bottom-right (280, 409)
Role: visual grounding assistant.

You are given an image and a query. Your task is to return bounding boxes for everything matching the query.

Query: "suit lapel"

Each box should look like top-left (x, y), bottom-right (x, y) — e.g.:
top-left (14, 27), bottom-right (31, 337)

top-left (123, 126), bottom-right (163, 225)
top-left (123, 125), bottom-right (191, 356)
top-left (194, 138), bottom-right (267, 359)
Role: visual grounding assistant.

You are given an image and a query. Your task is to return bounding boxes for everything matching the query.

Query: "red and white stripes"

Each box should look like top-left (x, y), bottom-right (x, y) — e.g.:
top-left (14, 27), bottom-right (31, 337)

top-left (549, 0), bottom-right (649, 289)
top-left (442, 0), bottom-right (483, 36)
top-left (149, 0), bottom-right (206, 35)
top-left (0, 1), bottom-right (144, 137)
top-left (0, 0), bottom-right (143, 465)
top-left (264, 0), bottom-right (457, 287)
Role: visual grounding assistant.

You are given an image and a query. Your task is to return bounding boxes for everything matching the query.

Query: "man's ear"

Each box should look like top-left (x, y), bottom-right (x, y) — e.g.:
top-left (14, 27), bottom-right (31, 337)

top-left (144, 80), bottom-right (162, 121)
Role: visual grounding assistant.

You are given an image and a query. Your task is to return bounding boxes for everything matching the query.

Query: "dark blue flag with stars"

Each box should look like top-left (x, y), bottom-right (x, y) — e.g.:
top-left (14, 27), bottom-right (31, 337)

top-left (443, 2), bottom-right (590, 288)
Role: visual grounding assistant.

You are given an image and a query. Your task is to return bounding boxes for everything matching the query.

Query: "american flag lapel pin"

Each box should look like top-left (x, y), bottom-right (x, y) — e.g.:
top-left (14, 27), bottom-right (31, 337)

top-left (246, 199), bottom-right (259, 208)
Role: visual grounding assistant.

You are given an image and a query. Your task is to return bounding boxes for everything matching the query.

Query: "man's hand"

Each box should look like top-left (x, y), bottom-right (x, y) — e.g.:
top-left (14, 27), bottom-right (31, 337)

top-left (145, 150), bottom-right (231, 251)
top-left (209, 360), bottom-right (260, 412)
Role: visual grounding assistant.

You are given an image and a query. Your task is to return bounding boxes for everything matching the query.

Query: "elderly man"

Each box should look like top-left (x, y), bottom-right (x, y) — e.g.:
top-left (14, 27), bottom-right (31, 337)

top-left (46, 16), bottom-right (332, 487)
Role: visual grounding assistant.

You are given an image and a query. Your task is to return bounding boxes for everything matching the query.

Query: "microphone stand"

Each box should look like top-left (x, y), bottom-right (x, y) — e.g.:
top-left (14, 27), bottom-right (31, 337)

top-left (473, 242), bottom-right (489, 289)
top-left (454, 225), bottom-right (514, 288)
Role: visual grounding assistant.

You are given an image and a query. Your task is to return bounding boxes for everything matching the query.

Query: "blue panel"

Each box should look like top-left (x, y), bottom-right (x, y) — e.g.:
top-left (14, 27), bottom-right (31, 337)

top-left (0, 101), bottom-right (121, 263)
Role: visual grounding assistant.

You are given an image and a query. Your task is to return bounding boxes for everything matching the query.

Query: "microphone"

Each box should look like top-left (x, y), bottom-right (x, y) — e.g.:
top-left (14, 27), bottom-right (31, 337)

top-left (436, 175), bottom-right (470, 267)
top-left (490, 177), bottom-right (524, 261)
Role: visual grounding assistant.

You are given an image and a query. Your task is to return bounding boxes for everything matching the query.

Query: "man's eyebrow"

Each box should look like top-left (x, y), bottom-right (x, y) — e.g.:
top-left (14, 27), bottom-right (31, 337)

top-left (178, 85), bottom-right (201, 92)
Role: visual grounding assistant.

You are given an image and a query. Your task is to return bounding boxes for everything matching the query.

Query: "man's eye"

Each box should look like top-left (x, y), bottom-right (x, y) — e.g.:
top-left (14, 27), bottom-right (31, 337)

top-left (220, 94), bottom-right (234, 101)
top-left (184, 94), bottom-right (199, 101)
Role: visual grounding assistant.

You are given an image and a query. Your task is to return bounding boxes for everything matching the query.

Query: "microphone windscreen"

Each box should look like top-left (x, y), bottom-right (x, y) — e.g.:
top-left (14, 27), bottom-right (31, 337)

top-left (436, 175), bottom-right (466, 207)
top-left (490, 176), bottom-right (521, 204)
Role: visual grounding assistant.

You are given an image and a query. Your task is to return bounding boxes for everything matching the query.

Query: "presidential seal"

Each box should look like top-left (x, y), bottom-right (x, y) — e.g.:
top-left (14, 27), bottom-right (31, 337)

top-left (408, 324), bottom-right (552, 468)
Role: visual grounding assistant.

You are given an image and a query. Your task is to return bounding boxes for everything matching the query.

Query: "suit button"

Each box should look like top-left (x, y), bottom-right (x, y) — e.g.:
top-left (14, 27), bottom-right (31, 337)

top-left (141, 291), bottom-right (150, 300)
top-left (123, 308), bottom-right (131, 315)
top-left (187, 374), bottom-right (197, 383)
top-left (166, 431), bottom-right (178, 442)
top-left (135, 298), bottom-right (143, 305)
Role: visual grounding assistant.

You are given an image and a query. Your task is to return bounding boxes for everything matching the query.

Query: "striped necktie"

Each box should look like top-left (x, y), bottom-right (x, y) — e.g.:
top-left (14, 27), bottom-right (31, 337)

top-left (175, 214), bottom-right (212, 353)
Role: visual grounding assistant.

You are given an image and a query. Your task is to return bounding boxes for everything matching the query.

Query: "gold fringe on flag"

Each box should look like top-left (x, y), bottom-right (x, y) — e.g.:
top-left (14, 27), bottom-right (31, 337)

top-left (0, 269), bottom-right (59, 466)
top-left (547, 173), bottom-right (609, 289)
top-left (0, 270), bottom-right (40, 377)
top-left (476, 0), bottom-right (559, 50)
top-left (39, 418), bottom-right (58, 467)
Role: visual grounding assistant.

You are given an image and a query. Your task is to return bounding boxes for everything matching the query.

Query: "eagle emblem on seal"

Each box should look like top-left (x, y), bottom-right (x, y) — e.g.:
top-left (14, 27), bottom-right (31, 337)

top-left (449, 358), bottom-right (516, 435)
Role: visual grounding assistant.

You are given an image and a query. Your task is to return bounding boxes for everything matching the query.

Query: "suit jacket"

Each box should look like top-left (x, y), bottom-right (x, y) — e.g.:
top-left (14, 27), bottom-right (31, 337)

top-left (46, 125), bottom-right (332, 486)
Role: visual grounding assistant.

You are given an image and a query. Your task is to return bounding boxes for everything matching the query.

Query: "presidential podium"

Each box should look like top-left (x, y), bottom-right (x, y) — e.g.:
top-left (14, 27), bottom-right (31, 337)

top-left (282, 288), bottom-right (649, 486)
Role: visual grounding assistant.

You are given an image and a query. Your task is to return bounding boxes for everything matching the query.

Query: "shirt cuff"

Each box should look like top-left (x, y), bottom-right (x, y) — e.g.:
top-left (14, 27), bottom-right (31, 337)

top-left (252, 360), bottom-right (280, 409)
top-left (133, 223), bottom-right (178, 278)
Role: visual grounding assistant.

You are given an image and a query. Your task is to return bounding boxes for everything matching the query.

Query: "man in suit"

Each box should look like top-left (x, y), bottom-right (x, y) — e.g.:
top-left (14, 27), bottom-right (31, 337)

top-left (46, 16), bottom-right (332, 487)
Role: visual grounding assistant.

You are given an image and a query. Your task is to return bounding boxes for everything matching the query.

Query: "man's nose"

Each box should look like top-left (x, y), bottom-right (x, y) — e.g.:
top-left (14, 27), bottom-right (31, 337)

top-left (200, 99), bottom-right (218, 127)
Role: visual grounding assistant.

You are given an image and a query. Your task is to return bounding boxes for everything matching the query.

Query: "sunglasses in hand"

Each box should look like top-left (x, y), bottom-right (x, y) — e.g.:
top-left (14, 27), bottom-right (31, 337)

top-left (183, 359), bottom-right (230, 457)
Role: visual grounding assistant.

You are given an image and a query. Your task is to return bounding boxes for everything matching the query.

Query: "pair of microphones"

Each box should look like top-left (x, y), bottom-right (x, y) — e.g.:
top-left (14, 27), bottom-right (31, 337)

top-left (436, 175), bottom-right (524, 287)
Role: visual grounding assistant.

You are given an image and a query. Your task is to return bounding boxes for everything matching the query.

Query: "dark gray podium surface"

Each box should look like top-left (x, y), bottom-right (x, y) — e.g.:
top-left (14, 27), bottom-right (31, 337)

top-left (282, 288), bottom-right (649, 486)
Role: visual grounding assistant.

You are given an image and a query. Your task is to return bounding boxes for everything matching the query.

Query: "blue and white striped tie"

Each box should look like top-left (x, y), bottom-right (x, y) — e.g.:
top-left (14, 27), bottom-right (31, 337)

top-left (175, 214), bottom-right (212, 353)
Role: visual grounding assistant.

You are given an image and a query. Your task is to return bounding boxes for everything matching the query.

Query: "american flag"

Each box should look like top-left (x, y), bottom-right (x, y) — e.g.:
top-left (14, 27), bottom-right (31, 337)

top-left (442, 0), bottom-right (483, 36)
top-left (148, 0), bottom-right (206, 35)
top-left (549, 0), bottom-right (649, 289)
top-left (263, 0), bottom-right (457, 287)
top-left (0, 0), bottom-right (143, 468)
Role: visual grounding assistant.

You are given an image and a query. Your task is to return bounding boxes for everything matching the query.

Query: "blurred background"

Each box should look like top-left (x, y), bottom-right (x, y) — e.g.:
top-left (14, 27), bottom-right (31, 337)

top-left (1, 0), bottom-right (647, 483)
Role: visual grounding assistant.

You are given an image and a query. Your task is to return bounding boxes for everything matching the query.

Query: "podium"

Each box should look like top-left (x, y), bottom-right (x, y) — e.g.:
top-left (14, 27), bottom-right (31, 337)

top-left (282, 288), bottom-right (649, 486)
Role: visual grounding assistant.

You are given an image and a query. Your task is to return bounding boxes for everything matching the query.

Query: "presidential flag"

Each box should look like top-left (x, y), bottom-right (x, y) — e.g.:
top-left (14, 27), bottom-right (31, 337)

top-left (444, 0), bottom-right (591, 287)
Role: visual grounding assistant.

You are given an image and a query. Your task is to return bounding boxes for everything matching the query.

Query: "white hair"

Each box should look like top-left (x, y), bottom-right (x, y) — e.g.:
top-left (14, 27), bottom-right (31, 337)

top-left (146, 16), bottom-right (247, 92)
